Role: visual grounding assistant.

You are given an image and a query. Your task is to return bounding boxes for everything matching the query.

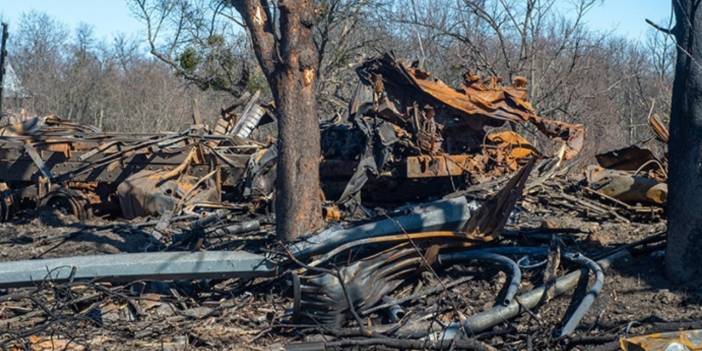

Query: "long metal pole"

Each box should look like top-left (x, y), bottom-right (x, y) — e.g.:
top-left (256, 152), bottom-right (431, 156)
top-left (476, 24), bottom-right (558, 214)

top-left (0, 250), bottom-right (276, 288)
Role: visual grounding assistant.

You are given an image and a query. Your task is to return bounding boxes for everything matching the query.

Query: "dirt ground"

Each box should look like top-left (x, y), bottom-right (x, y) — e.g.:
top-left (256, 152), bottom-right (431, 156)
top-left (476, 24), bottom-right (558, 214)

top-left (0, 200), bottom-right (696, 350)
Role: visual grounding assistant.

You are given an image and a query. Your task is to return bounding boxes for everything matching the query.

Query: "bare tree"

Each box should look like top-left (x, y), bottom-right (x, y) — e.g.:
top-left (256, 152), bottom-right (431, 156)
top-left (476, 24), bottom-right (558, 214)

top-left (131, 0), bottom-right (256, 96)
top-left (132, 0), bottom-right (384, 116)
top-left (232, 0), bottom-right (323, 241)
top-left (380, 0), bottom-right (678, 157)
top-left (666, 0), bottom-right (702, 282)
top-left (8, 11), bottom-right (232, 133)
top-left (313, 0), bottom-right (385, 114)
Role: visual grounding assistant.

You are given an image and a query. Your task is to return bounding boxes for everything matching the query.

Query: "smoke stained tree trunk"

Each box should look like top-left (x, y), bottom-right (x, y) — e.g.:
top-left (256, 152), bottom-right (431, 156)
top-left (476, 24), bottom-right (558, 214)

top-left (666, 0), bottom-right (702, 282)
top-left (233, 0), bottom-right (322, 241)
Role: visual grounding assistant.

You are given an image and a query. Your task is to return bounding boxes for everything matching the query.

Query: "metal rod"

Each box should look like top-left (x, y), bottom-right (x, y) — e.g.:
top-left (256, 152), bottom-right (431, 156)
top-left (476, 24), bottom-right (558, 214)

top-left (438, 251), bottom-right (522, 306)
top-left (0, 250), bottom-right (276, 288)
top-left (208, 219), bottom-right (261, 236)
top-left (341, 249), bottom-right (626, 339)
top-left (427, 250), bottom-right (625, 339)
top-left (558, 252), bottom-right (604, 337)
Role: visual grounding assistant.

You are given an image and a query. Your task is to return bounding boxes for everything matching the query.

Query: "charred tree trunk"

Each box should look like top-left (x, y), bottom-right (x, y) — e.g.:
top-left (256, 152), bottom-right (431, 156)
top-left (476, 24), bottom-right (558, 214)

top-left (666, 0), bottom-right (702, 282)
top-left (233, 0), bottom-right (322, 241)
top-left (0, 23), bottom-right (8, 115)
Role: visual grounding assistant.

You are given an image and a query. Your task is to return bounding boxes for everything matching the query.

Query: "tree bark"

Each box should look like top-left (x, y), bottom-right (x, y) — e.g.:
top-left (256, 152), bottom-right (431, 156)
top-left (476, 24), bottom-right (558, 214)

top-left (666, 0), bottom-right (702, 282)
top-left (233, 0), bottom-right (322, 241)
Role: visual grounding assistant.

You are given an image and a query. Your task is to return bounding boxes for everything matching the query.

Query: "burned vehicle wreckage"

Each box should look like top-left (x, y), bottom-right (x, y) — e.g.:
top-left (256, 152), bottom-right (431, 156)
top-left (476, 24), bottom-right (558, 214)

top-left (0, 54), bottom-right (583, 223)
top-left (0, 54), bottom-right (677, 351)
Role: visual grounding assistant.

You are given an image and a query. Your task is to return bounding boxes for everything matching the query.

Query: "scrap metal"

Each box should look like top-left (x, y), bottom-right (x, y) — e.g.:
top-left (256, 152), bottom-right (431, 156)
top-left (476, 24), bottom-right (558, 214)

top-left (0, 250), bottom-right (275, 288)
top-left (426, 249), bottom-right (625, 339)
top-left (291, 161), bottom-right (534, 327)
top-left (325, 53), bottom-right (583, 207)
top-left (0, 53), bottom-right (585, 223)
top-left (0, 114), bottom-right (263, 220)
top-left (620, 329), bottom-right (702, 351)
top-left (355, 53), bottom-right (584, 159)
top-left (0, 52), bottom-right (668, 351)
top-left (585, 117), bottom-right (668, 209)
top-left (287, 196), bottom-right (480, 259)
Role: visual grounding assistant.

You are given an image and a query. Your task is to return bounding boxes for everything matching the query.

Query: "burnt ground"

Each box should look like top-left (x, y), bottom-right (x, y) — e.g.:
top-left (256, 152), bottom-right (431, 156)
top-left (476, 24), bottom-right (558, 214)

top-left (0, 195), bottom-right (698, 351)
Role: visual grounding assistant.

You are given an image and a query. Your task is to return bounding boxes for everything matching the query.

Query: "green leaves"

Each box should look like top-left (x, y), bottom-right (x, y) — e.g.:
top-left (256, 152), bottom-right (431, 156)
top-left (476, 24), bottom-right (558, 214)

top-left (178, 47), bottom-right (201, 72)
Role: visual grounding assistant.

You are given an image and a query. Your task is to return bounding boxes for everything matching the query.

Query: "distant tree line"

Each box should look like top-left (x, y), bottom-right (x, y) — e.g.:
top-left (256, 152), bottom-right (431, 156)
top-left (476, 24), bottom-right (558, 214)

top-left (4, 1), bottom-right (674, 157)
top-left (4, 11), bottom-right (232, 133)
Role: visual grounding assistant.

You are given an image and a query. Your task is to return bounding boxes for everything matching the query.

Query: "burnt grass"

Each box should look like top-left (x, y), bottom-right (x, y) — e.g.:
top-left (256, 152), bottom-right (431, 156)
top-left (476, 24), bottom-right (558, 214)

top-left (0, 205), bottom-right (698, 351)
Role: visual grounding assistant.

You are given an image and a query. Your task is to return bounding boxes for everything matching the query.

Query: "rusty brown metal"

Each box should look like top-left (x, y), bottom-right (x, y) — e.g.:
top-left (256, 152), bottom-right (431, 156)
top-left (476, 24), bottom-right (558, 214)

top-left (405, 65), bottom-right (584, 160)
top-left (620, 330), bottom-right (702, 351)
top-left (404, 155), bottom-right (473, 178)
top-left (0, 115), bottom-right (263, 221)
top-left (648, 113), bottom-right (670, 143)
top-left (486, 131), bottom-right (538, 172)
top-left (117, 169), bottom-right (220, 219)
top-left (586, 168), bottom-right (667, 206)
top-left (357, 54), bottom-right (584, 161)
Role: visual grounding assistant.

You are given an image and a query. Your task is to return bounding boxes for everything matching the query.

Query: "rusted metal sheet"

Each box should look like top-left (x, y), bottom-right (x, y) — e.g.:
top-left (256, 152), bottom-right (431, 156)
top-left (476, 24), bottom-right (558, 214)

top-left (407, 68), bottom-right (535, 123)
top-left (357, 53), bottom-right (585, 160)
top-left (649, 113), bottom-right (670, 143)
top-left (486, 131), bottom-right (537, 172)
top-left (404, 155), bottom-right (473, 178)
top-left (117, 169), bottom-right (220, 219)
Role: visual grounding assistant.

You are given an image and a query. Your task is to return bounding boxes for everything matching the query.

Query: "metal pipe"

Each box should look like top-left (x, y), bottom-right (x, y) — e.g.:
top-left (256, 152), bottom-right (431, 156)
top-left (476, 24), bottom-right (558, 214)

top-left (558, 252), bottom-right (604, 337)
top-left (362, 248), bottom-right (547, 316)
top-left (208, 219), bottom-right (261, 236)
top-left (190, 209), bottom-right (229, 230)
top-left (0, 251), bottom-right (276, 288)
top-left (382, 296), bottom-right (405, 322)
top-left (438, 251), bottom-right (522, 306)
top-left (463, 246), bottom-right (549, 256)
top-left (427, 250), bottom-right (624, 339)
top-left (356, 249), bottom-right (628, 339)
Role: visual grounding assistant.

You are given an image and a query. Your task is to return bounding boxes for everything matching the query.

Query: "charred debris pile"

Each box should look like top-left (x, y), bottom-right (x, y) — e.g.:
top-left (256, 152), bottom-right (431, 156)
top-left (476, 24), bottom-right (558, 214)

top-left (0, 54), bottom-right (673, 350)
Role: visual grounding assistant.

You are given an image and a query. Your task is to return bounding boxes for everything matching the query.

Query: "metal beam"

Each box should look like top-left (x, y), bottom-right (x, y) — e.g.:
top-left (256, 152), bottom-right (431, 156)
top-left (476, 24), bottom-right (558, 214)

top-left (0, 250), bottom-right (276, 288)
top-left (288, 196), bottom-right (479, 259)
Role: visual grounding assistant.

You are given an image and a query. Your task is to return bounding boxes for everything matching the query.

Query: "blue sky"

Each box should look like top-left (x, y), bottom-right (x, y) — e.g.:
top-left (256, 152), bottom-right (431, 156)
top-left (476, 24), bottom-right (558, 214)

top-left (0, 0), bottom-right (143, 40)
top-left (583, 0), bottom-right (673, 41)
top-left (0, 0), bottom-right (673, 42)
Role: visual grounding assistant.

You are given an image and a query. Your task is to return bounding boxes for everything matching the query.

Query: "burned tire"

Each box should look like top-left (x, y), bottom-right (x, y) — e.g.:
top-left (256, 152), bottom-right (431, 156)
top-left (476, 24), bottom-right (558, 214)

top-left (38, 188), bottom-right (90, 221)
